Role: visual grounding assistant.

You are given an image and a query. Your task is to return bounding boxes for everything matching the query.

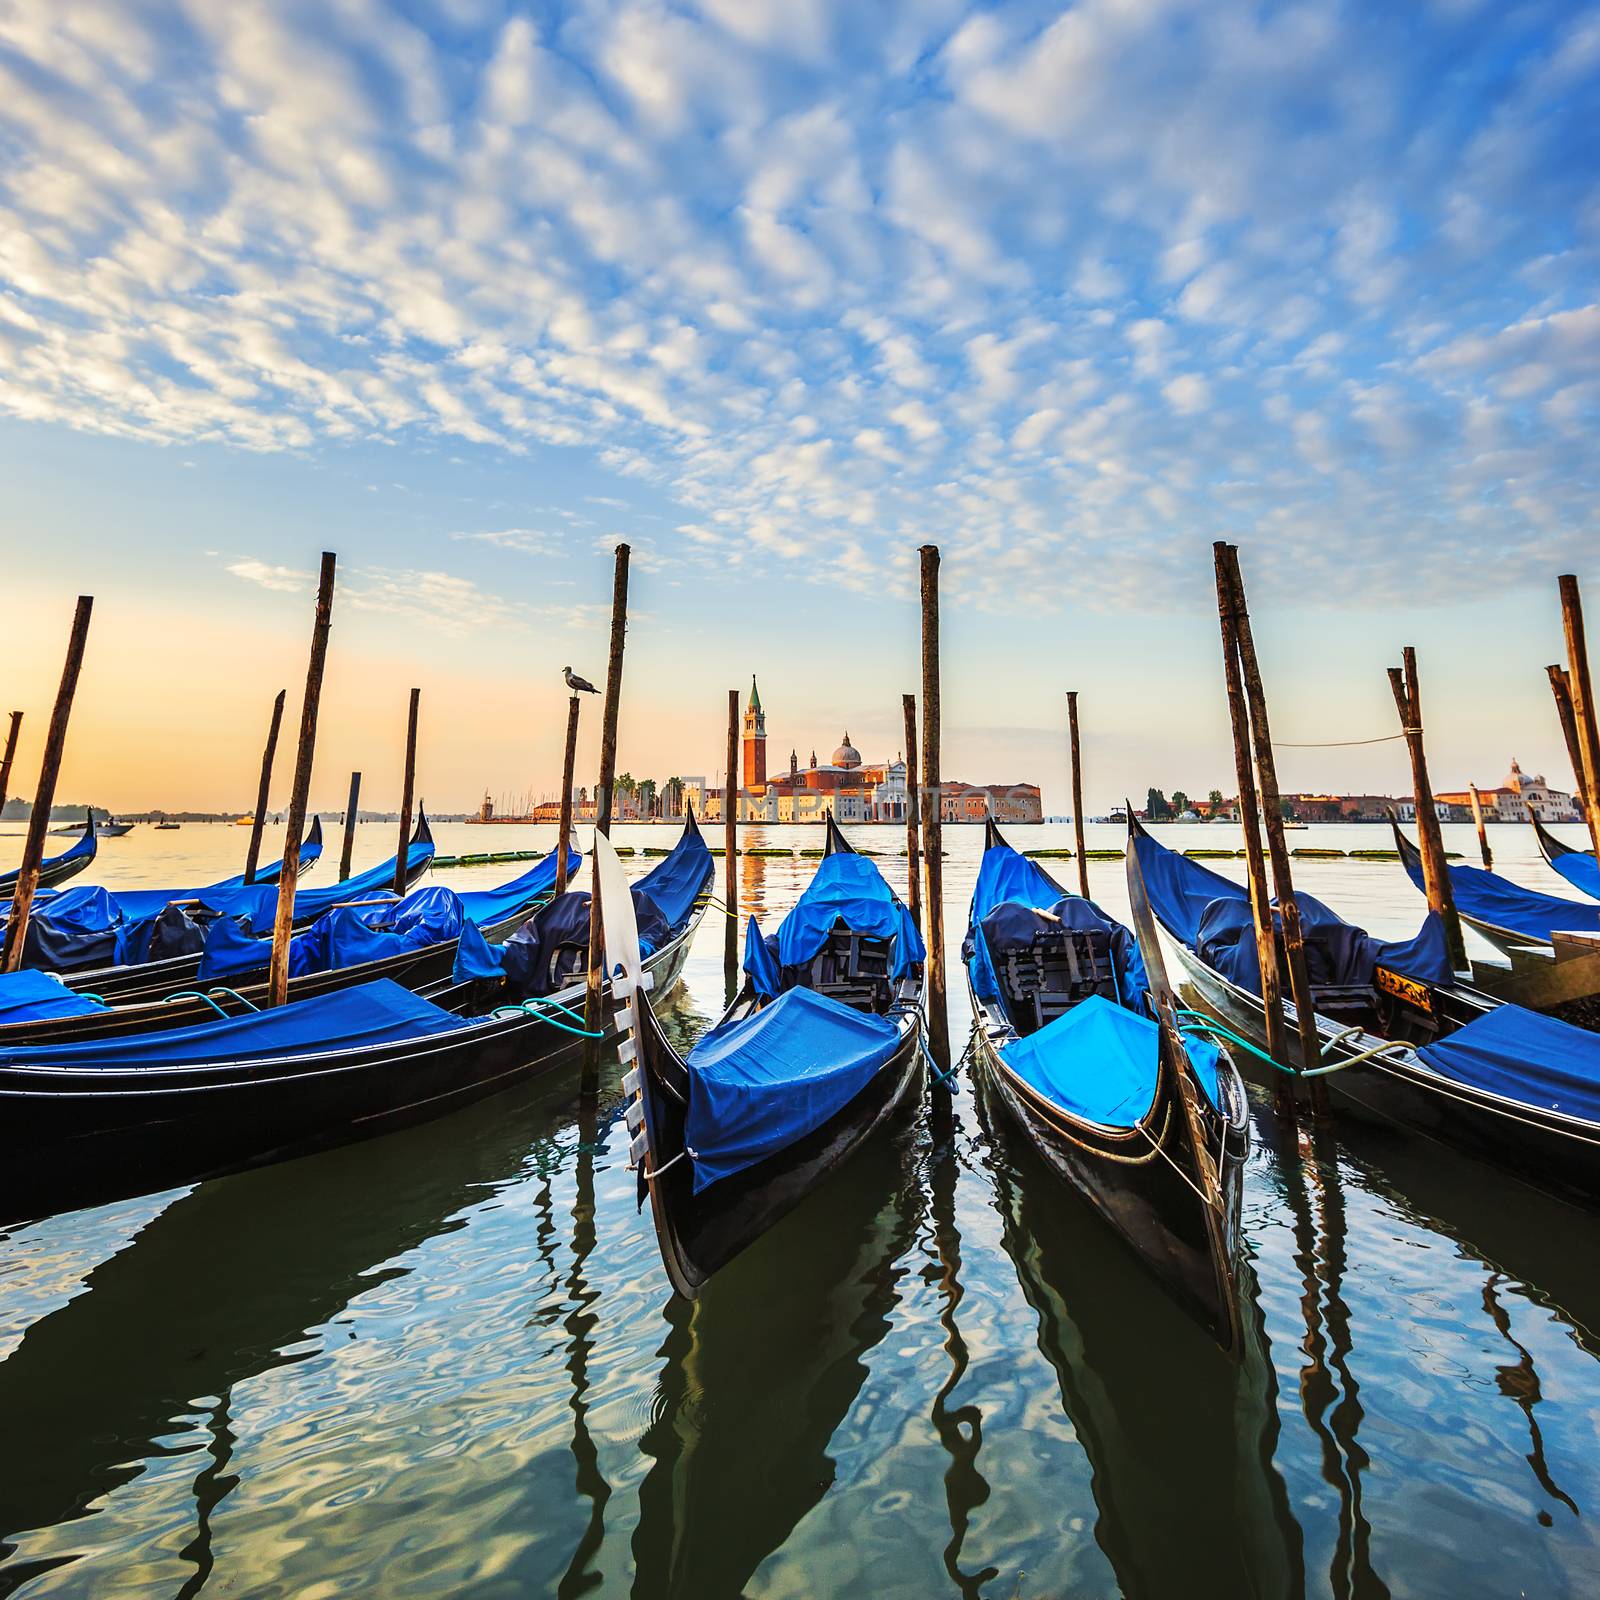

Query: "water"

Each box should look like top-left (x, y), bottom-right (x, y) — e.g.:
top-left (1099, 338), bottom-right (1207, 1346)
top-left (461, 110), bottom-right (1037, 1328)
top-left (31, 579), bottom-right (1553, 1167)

top-left (2, 819), bottom-right (1598, 1598)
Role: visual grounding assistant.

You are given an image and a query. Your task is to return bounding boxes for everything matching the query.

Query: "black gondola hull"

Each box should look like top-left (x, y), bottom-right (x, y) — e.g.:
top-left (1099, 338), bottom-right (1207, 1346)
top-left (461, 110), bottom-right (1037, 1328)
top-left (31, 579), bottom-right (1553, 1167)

top-left (971, 1002), bottom-right (1248, 1353)
top-left (0, 912), bottom-right (700, 1224)
top-left (632, 992), bottom-right (924, 1299)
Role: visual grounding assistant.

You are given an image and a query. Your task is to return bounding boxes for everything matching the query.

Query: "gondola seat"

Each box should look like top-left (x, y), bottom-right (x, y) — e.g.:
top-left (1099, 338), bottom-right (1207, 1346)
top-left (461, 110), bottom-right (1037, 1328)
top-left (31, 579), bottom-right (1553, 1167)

top-left (977, 901), bottom-right (1123, 1036)
top-left (802, 927), bottom-right (895, 1014)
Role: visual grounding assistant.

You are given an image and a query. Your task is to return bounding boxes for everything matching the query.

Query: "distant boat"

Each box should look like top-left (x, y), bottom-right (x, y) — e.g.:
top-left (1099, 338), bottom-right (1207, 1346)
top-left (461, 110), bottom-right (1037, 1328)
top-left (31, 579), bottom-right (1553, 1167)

top-left (155, 821), bottom-right (180, 831)
top-left (236, 816), bottom-right (255, 827)
top-left (50, 815), bottom-right (130, 837)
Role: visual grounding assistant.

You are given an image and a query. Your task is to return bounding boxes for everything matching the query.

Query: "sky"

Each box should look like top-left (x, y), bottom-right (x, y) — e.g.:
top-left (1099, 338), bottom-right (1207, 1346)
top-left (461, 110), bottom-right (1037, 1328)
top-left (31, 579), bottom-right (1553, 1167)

top-left (1, 0), bottom-right (1597, 815)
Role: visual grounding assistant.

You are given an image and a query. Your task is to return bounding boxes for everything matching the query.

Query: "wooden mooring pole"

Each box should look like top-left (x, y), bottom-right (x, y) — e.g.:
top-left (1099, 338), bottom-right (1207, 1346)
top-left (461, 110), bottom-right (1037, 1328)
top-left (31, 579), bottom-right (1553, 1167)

top-left (556, 695), bottom-right (581, 896)
top-left (724, 688), bottom-right (739, 983)
top-left (1388, 647), bottom-right (1468, 974)
top-left (1558, 575), bottom-right (1600, 855)
top-left (1213, 549), bottom-right (1290, 1090)
top-left (393, 687), bottom-right (420, 896)
top-left (339, 771), bottom-right (361, 880)
top-left (1221, 545), bottom-right (1324, 1105)
top-left (583, 544), bottom-right (630, 1062)
top-left (243, 690), bottom-right (287, 884)
top-left (0, 711), bottom-right (22, 816)
top-left (268, 554), bottom-right (336, 1007)
top-left (2, 598), bottom-right (92, 974)
top-left (919, 545), bottom-right (951, 1082)
top-left (1547, 665), bottom-right (1599, 857)
top-left (902, 693), bottom-right (922, 934)
top-left (1468, 785), bottom-right (1493, 870)
top-left (1067, 691), bottom-right (1090, 901)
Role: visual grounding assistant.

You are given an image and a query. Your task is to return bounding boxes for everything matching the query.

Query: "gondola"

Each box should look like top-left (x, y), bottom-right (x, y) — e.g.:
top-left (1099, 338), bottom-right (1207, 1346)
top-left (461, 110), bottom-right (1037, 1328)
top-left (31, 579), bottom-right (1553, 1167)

top-left (0, 817), bottom-right (713, 1222)
top-left (1391, 816), bottom-right (1600, 955)
top-left (0, 816), bottom-right (97, 896)
top-left (0, 838), bottom-right (581, 1044)
top-left (1132, 816), bottom-right (1600, 1201)
top-left (1532, 812), bottom-right (1600, 902)
top-left (14, 817), bottom-right (436, 996)
top-left (964, 819), bottom-right (1249, 1352)
top-left (600, 814), bottom-right (925, 1299)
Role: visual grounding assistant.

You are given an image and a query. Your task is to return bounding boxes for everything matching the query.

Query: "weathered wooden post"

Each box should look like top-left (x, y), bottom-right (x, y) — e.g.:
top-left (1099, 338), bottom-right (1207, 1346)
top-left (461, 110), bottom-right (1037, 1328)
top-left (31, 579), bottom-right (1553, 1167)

top-left (919, 544), bottom-right (951, 1080)
top-left (555, 695), bottom-right (581, 895)
top-left (0, 711), bottom-right (22, 816)
top-left (339, 771), bottom-right (361, 880)
top-left (1468, 784), bottom-right (1493, 870)
top-left (243, 690), bottom-right (287, 884)
top-left (267, 555), bottom-right (336, 1007)
top-left (393, 687), bottom-right (420, 896)
top-left (1067, 691), bottom-right (1090, 900)
top-left (1388, 647), bottom-right (1468, 973)
top-left (583, 544), bottom-right (630, 1060)
top-left (1212, 549), bottom-right (1291, 1089)
top-left (902, 693), bottom-right (922, 934)
top-left (724, 687), bottom-right (739, 982)
top-left (1559, 575), bottom-right (1600, 852)
top-left (1221, 545), bottom-right (1324, 1094)
top-left (2, 598), bottom-right (92, 973)
top-left (1547, 664), bottom-right (1599, 857)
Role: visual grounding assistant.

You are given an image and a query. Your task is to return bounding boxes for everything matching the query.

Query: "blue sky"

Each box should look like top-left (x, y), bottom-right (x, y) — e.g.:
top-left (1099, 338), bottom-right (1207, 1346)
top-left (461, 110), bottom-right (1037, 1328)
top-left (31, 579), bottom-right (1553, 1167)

top-left (1, 0), bottom-right (1597, 812)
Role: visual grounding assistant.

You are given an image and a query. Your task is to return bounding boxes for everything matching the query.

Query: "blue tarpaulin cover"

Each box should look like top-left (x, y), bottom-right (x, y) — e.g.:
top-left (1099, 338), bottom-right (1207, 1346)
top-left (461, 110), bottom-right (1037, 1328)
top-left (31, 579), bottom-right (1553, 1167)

top-left (684, 985), bottom-right (903, 1191)
top-left (1400, 842), bottom-right (1600, 944)
top-left (454, 843), bottom-right (577, 927)
top-left (743, 915), bottom-right (781, 997)
top-left (746, 852), bottom-right (924, 999)
top-left (0, 969), bottom-right (109, 1025)
top-left (0, 821), bottom-right (97, 895)
top-left (0, 978), bottom-right (468, 1072)
top-left (999, 994), bottom-right (1222, 1124)
top-left (1418, 1002), bottom-right (1600, 1123)
top-left (450, 818), bottom-right (710, 985)
top-left (107, 817), bottom-right (326, 922)
top-left (1545, 843), bottom-right (1600, 901)
top-left (1134, 829), bottom-right (1455, 994)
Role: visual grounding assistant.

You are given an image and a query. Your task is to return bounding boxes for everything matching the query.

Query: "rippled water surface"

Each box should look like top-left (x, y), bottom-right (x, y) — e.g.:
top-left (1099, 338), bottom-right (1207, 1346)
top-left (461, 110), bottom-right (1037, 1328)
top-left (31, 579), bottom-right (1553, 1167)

top-left (2, 819), bottom-right (1598, 1598)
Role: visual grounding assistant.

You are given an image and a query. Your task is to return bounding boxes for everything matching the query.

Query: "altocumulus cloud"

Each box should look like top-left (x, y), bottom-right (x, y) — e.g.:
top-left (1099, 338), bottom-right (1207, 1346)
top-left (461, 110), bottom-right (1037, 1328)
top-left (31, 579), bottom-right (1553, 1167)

top-left (2, 0), bottom-right (1598, 609)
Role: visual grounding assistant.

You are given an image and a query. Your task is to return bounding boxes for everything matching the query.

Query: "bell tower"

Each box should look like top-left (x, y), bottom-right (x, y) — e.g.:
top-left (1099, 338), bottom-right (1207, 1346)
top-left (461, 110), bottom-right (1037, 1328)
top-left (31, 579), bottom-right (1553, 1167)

top-left (742, 676), bottom-right (767, 790)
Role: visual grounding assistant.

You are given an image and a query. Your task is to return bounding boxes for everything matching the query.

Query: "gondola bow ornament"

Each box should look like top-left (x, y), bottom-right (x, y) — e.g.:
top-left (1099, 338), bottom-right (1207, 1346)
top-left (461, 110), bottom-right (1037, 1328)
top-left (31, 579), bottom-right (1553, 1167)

top-left (592, 828), bottom-right (656, 1178)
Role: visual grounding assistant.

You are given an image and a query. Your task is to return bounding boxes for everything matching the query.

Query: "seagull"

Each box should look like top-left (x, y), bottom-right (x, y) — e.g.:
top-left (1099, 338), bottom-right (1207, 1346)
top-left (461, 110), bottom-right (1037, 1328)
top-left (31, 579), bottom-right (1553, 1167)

top-left (564, 666), bottom-right (601, 695)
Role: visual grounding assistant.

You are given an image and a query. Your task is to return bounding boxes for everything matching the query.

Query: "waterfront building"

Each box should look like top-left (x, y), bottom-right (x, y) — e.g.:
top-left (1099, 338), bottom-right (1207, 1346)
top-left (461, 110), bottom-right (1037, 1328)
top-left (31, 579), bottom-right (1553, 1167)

top-left (1434, 760), bottom-right (1580, 823)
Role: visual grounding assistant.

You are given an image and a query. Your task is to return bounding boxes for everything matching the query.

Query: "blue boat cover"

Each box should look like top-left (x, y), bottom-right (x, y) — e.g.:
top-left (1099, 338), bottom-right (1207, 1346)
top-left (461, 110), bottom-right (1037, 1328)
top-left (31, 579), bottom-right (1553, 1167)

top-left (1134, 829), bottom-right (1455, 994)
top-left (743, 915), bottom-right (781, 997)
top-left (454, 842), bottom-right (578, 927)
top-left (684, 985), bottom-right (903, 1191)
top-left (1544, 843), bottom-right (1600, 901)
top-left (746, 852), bottom-right (924, 999)
top-left (631, 818), bottom-right (713, 928)
top-left (1000, 994), bottom-right (1221, 1124)
top-left (106, 817), bottom-right (327, 922)
top-left (0, 821), bottom-right (97, 895)
top-left (964, 836), bottom-right (1149, 1014)
top-left (450, 818), bottom-right (710, 985)
top-left (1418, 1002), bottom-right (1600, 1123)
top-left (1400, 843), bottom-right (1600, 944)
top-left (0, 978), bottom-right (468, 1072)
top-left (0, 969), bottom-right (109, 1025)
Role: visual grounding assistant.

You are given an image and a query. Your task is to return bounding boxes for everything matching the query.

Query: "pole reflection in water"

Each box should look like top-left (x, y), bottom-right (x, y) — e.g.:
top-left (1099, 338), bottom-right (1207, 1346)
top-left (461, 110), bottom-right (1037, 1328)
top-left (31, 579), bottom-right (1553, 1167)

top-left (630, 1130), bottom-right (923, 1599)
top-left (925, 1111), bottom-right (998, 1598)
top-left (0, 1070), bottom-right (585, 1592)
top-left (976, 1070), bottom-right (1306, 1600)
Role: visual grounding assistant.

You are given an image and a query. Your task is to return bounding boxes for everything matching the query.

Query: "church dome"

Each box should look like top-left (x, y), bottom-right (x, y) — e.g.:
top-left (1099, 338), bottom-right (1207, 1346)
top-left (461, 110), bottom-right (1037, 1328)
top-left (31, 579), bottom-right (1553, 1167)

top-left (832, 732), bottom-right (862, 769)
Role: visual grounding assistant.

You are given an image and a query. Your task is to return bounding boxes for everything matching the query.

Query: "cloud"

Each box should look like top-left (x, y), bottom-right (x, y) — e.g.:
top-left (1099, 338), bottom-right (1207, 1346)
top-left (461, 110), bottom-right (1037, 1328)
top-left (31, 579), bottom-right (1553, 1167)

top-left (0, 0), bottom-right (1596, 615)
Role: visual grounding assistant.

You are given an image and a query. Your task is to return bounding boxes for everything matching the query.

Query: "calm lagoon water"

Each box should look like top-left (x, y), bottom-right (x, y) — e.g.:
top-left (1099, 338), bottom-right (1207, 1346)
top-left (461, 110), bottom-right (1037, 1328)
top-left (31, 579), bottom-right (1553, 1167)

top-left (1, 819), bottom-right (1597, 1598)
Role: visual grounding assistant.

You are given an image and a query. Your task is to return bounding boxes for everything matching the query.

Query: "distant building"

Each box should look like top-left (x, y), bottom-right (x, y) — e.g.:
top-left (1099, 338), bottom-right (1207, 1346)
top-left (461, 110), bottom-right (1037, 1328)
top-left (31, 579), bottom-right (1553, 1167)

top-left (1434, 759), bottom-right (1580, 823)
top-left (703, 678), bottom-right (1041, 823)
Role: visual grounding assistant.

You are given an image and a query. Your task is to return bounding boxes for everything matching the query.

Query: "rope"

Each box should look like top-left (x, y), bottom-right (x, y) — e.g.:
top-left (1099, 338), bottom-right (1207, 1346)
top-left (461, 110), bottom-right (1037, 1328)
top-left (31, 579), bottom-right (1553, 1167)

top-left (639, 1145), bottom-right (696, 1178)
top-left (1174, 1007), bottom-right (1415, 1080)
top-left (489, 997), bottom-right (604, 1037)
top-left (206, 986), bottom-right (260, 1013)
top-left (1272, 729), bottom-right (1419, 748)
top-left (161, 990), bottom-right (230, 1019)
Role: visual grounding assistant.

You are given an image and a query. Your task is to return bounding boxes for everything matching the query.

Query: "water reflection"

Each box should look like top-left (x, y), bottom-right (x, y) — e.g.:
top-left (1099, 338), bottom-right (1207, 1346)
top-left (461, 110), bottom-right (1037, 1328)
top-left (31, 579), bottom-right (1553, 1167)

top-left (631, 1130), bottom-right (923, 1599)
top-left (978, 1074), bottom-right (1306, 1599)
top-left (0, 1070), bottom-right (583, 1589)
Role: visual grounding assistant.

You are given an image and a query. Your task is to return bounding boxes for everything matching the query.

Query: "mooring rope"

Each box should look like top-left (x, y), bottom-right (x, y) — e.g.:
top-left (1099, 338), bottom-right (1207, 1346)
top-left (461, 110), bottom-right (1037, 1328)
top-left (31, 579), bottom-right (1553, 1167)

top-left (1272, 728), bottom-right (1419, 748)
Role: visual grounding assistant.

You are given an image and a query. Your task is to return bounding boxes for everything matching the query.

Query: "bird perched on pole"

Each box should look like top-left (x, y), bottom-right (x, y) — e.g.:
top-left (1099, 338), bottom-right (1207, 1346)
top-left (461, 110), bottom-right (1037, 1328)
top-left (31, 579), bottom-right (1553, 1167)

top-left (563, 666), bottom-right (600, 695)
